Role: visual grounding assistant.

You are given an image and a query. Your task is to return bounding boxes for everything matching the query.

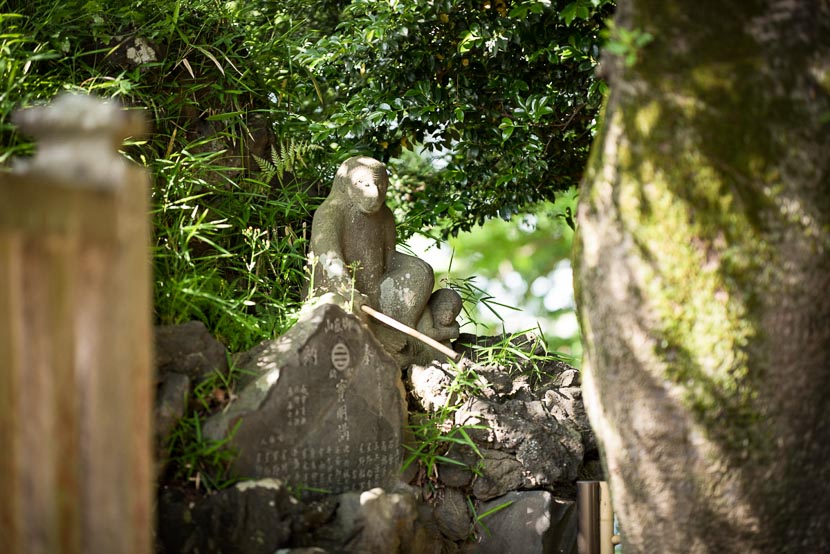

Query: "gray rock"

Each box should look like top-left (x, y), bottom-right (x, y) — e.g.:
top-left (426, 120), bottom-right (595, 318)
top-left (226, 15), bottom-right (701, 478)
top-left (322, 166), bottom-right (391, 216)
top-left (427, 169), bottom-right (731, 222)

top-left (475, 491), bottom-right (577, 554)
top-left (157, 480), bottom-right (453, 554)
top-left (474, 365), bottom-right (514, 395)
top-left (414, 500), bottom-right (459, 554)
top-left (553, 369), bottom-right (580, 387)
top-left (155, 320), bottom-right (228, 381)
top-left (455, 396), bottom-right (583, 488)
top-left (434, 488), bottom-right (471, 542)
top-left (472, 449), bottom-right (525, 501)
top-left (204, 303), bottom-right (407, 495)
top-left (156, 479), bottom-right (303, 553)
top-left (543, 386), bottom-right (596, 453)
top-left (438, 465), bottom-right (475, 489)
top-left (155, 372), bottom-right (190, 446)
top-left (345, 488), bottom-right (418, 552)
top-left (313, 486), bottom-right (448, 554)
top-left (437, 446), bottom-right (479, 488)
top-left (407, 363), bottom-right (453, 412)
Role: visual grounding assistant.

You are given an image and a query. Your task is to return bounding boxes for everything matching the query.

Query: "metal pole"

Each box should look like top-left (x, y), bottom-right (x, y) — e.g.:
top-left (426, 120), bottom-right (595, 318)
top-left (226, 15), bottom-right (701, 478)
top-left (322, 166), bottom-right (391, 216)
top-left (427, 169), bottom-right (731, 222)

top-left (577, 481), bottom-right (601, 554)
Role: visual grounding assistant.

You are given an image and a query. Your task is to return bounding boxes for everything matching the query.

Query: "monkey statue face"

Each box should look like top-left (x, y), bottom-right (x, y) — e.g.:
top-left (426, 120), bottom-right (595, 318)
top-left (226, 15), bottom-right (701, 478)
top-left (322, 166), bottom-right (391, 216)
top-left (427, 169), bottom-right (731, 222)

top-left (430, 289), bottom-right (463, 326)
top-left (346, 163), bottom-right (388, 215)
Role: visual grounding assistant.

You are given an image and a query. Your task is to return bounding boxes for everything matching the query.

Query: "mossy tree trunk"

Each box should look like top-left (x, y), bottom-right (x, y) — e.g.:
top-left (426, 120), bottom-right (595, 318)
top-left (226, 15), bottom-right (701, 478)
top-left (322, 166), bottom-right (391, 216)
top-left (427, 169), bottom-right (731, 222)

top-left (574, 1), bottom-right (830, 551)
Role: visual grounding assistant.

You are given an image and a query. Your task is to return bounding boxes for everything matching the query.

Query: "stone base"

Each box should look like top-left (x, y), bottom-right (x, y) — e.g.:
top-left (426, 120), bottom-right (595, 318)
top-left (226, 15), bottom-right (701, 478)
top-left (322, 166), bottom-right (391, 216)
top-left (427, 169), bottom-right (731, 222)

top-left (475, 491), bottom-right (576, 554)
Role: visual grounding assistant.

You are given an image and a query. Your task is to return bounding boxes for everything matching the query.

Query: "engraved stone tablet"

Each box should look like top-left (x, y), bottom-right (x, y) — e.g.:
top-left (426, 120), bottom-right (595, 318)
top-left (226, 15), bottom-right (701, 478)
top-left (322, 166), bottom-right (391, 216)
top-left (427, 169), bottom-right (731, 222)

top-left (204, 303), bottom-right (406, 494)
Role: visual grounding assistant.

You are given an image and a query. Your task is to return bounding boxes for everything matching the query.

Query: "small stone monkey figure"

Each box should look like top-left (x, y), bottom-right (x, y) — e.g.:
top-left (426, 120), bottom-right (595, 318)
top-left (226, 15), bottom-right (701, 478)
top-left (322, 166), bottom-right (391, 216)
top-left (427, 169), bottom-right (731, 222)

top-left (308, 156), bottom-right (462, 362)
top-left (417, 288), bottom-right (462, 345)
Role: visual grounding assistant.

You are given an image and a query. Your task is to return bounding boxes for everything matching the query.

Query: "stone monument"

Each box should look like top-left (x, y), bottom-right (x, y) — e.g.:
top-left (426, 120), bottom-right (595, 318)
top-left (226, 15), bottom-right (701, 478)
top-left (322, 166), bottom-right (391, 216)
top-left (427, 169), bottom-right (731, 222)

top-left (307, 155), bottom-right (463, 365)
top-left (204, 303), bottom-right (406, 494)
top-left (204, 156), bottom-right (464, 495)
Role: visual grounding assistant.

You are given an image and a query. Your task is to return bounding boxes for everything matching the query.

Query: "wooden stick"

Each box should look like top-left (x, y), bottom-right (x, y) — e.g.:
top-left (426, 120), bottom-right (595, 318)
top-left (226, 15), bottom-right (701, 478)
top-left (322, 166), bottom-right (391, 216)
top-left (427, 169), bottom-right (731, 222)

top-left (360, 305), bottom-right (460, 361)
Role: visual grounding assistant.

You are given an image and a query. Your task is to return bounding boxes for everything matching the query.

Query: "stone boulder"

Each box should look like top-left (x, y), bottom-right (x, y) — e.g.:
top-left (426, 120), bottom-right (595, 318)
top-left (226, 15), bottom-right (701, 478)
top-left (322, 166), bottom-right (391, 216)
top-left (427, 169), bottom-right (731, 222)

top-left (155, 320), bottom-right (228, 381)
top-left (471, 449), bottom-right (526, 501)
top-left (433, 487), bottom-right (471, 542)
top-left (204, 302), bottom-right (407, 495)
top-left (154, 371), bottom-right (190, 455)
top-left (153, 324), bottom-right (596, 554)
top-left (157, 480), bottom-right (454, 554)
top-left (474, 491), bottom-right (577, 554)
top-left (407, 358), bottom-right (589, 496)
top-left (456, 396), bottom-right (584, 489)
top-left (314, 487), bottom-right (447, 553)
top-left (156, 479), bottom-right (313, 553)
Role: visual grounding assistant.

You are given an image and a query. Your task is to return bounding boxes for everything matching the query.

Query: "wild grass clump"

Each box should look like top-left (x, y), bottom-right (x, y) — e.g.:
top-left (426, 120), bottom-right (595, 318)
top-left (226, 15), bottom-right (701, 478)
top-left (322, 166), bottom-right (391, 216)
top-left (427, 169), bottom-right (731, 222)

top-left (164, 362), bottom-right (252, 491)
top-left (403, 361), bottom-right (487, 482)
top-left (2, 0), bottom-right (328, 352)
top-left (402, 280), bottom-right (577, 487)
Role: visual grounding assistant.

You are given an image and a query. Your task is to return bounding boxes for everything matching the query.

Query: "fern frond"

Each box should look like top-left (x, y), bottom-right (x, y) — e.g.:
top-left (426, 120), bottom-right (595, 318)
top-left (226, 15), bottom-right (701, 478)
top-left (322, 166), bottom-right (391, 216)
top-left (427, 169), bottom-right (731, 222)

top-left (255, 140), bottom-right (322, 184)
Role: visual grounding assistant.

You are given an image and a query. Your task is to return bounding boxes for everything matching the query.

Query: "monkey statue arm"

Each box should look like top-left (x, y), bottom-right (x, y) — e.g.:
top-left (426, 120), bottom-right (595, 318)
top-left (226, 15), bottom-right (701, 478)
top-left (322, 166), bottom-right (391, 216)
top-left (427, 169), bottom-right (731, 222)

top-left (381, 205), bottom-right (398, 270)
top-left (308, 197), bottom-right (352, 297)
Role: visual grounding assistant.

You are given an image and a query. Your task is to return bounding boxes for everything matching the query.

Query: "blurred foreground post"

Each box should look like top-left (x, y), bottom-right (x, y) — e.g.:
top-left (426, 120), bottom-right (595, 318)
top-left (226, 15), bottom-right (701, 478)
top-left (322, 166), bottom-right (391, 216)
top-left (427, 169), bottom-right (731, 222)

top-left (0, 95), bottom-right (152, 554)
top-left (578, 481), bottom-right (619, 554)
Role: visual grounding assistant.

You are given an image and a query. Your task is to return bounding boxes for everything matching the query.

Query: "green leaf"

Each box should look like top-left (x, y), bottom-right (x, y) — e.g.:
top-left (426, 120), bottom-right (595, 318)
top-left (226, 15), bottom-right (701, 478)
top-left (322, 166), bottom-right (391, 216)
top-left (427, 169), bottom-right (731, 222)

top-left (205, 111), bottom-right (245, 121)
top-left (561, 2), bottom-right (579, 25)
top-left (499, 117), bottom-right (514, 141)
top-left (508, 4), bottom-right (530, 18)
top-left (456, 427), bottom-right (483, 458)
top-left (635, 32), bottom-right (654, 47)
top-left (434, 455), bottom-right (468, 467)
top-left (605, 41), bottom-right (628, 56)
top-left (477, 500), bottom-right (514, 521)
top-left (458, 29), bottom-right (480, 54)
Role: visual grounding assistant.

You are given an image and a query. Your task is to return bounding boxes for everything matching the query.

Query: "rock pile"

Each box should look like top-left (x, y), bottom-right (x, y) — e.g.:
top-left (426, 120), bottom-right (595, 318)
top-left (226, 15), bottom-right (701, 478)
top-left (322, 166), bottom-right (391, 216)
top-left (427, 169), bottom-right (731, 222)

top-left (153, 319), bottom-right (601, 553)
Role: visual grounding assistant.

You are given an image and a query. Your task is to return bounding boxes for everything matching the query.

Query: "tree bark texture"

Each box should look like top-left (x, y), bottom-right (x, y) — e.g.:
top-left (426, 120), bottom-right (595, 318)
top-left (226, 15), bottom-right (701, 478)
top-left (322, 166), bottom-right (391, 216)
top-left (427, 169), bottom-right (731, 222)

top-left (575, 1), bottom-right (830, 552)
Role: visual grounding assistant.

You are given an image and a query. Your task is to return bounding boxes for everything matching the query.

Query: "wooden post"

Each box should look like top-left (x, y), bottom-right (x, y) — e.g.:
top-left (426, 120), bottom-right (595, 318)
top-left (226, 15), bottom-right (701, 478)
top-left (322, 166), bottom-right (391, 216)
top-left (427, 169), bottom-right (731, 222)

top-left (0, 94), bottom-right (152, 554)
top-left (599, 481), bottom-right (620, 554)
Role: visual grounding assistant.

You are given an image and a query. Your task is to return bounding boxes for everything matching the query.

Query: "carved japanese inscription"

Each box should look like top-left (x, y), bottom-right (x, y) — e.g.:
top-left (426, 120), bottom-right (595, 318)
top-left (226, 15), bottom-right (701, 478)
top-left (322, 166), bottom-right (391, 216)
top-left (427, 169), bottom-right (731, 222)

top-left (204, 303), bottom-right (406, 494)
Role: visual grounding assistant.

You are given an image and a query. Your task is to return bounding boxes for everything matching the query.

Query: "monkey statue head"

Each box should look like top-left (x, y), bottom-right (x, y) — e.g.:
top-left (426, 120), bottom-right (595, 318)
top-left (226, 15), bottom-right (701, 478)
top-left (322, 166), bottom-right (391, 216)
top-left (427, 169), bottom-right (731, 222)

top-left (429, 288), bottom-right (463, 327)
top-left (334, 156), bottom-right (389, 215)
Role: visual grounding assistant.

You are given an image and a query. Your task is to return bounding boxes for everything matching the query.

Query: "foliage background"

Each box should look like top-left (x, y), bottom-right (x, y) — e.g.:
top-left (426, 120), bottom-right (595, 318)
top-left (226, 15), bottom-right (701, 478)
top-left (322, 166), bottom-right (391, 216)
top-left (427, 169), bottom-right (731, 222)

top-left (0, 0), bottom-right (610, 352)
top-left (407, 187), bottom-right (581, 362)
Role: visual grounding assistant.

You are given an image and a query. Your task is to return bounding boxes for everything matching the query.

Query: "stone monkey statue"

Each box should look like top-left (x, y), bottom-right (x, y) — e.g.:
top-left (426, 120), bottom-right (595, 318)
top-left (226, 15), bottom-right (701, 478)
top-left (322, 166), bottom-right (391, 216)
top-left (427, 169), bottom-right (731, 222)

top-left (410, 287), bottom-right (463, 364)
top-left (308, 156), bottom-right (461, 363)
top-left (417, 287), bottom-right (462, 344)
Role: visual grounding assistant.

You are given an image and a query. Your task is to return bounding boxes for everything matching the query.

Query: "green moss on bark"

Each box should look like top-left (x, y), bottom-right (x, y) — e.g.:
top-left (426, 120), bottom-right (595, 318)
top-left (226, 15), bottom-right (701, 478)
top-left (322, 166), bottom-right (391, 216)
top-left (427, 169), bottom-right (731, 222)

top-left (594, 1), bottom-right (820, 455)
top-left (578, 0), bottom-right (830, 548)
top-left (611, 73), bottom-right (779, 453)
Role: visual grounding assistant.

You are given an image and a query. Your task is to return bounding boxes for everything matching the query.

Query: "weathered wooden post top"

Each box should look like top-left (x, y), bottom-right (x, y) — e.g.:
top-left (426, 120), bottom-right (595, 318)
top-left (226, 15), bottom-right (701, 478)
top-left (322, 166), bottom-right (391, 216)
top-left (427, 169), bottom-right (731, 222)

top-left (11, 92), bottom-right (145, 187)
top-left (0, 94), bottom-right (153, 554)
